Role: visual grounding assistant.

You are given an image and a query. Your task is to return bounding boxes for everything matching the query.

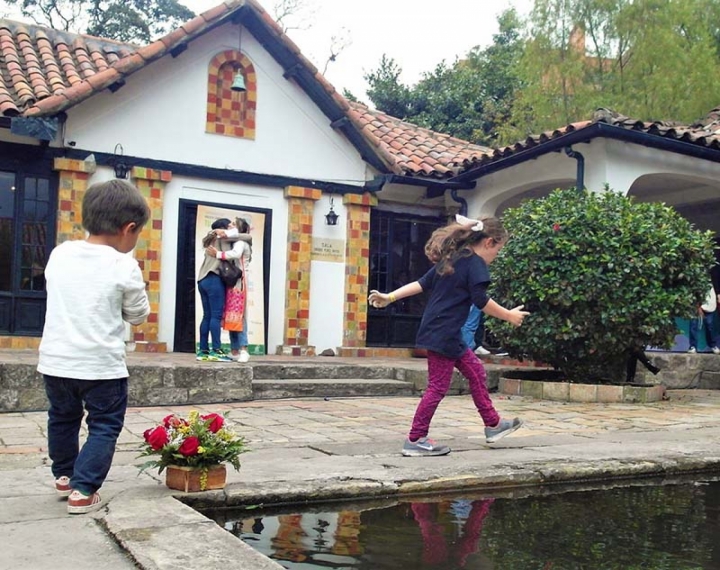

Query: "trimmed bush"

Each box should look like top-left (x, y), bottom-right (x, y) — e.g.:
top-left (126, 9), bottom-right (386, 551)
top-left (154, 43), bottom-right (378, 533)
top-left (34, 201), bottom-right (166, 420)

top-left (489, 188), bottom-right (716, 383)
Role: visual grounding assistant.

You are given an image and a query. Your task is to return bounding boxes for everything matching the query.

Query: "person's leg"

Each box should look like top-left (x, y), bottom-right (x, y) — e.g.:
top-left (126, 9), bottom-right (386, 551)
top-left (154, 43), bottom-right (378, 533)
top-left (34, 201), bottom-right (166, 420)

top-left (408, 351), bottom-right (455, 441)
top-left (44, 376), bottom-right (84, 480)
top-left (197, 279), bottom-right (212, 352)
top-left (473, 312), bottom-right (485, 349)
top-left (229, 331), bottom-right (240, 355)
top-left (626, 352), bottom-right (638, 383)
top-left (205, 273), bottom-right (226, 351)
top-left (702, 310), bottom-right (717, 349)
top-left (634, 349), bottom-right (660, 374)
top-left (710, 311), bottom-right (720, 352)
top-left (238, 318), bottom-right (249, 361)
top-left (689, 316), bottom-right (700, 351)
top-left (70, 378), bottom-right (128, 495)
top-left (460, 306), bottom-right (481, 350)
top-left (454, 349), bottom-right (500, 427)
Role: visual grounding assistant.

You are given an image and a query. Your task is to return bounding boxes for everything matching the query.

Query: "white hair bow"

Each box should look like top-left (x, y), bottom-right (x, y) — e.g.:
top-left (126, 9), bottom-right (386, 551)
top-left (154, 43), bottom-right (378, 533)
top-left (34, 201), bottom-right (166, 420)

top-left (455, 214), bottom-right (484, 232)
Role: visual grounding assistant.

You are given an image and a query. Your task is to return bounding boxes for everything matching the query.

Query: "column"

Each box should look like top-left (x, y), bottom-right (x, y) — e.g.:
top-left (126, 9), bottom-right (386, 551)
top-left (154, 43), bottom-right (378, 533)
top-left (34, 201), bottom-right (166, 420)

top-left (54, 156), bottom-right (96, 243)
top-left (129, 166), bottom-right (172, 352)
top-left (277, 185), bottom-right (322, 356)
top-left (338, 192), bottom-right (377, 355)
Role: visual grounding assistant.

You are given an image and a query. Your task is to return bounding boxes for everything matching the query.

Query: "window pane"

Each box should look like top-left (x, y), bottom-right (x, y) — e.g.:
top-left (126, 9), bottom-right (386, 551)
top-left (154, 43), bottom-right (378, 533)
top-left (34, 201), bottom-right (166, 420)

top-left (21, 222), bottom-right (47, 291)
top-left (0, 171), bottom-right (14, 219)
top-left (37, 178), bottom-right (49, 201)
top-left (0, 218), bottom-right (12, 291)
top-left (25, 177), bottom-right (36, 200)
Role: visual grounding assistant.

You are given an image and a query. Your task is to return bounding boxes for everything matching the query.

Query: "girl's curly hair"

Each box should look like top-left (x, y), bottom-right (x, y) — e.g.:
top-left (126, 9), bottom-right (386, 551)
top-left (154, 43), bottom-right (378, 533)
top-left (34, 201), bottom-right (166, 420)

top-left (425, 216), bottom-right (507, 275)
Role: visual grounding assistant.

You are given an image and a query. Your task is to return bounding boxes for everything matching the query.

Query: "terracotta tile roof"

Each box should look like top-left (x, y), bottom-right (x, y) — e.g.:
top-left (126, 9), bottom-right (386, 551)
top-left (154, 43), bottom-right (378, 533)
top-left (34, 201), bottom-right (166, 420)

top-left (0, 0), bottom-right (255, 118)
top-left (0, 20), bottom-right (136, 116)
top-left (455, 108), bottom-right (720, 174)
top-left (347, 102), bottom-right (492, 178)
top-left (5, 1), bottom-right (720, 182)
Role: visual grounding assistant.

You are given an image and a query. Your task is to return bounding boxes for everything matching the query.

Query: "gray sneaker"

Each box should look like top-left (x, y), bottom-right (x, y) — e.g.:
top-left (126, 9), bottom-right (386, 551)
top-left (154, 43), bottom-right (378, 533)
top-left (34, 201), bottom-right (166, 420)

top-left (485, 418), bottom-right (524, 443)
top-left (402, 437), bottom-right (451, 457)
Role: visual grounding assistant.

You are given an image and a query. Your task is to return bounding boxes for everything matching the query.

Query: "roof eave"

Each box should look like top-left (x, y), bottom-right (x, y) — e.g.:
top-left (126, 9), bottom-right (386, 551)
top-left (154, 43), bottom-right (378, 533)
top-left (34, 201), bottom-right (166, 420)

top-left (451, 123), bottom-right (720, 183)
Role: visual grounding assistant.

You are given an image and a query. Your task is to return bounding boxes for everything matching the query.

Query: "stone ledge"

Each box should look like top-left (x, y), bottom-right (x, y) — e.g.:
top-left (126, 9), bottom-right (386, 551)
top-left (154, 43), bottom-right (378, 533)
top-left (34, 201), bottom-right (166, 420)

top-left (499, 377), bottom-right (666, 403)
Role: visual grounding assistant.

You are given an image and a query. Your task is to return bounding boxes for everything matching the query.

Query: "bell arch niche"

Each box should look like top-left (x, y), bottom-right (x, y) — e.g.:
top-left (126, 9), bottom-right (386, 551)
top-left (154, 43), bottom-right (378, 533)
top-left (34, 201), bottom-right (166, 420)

top-left (206, 50), bottom-right (257, 139)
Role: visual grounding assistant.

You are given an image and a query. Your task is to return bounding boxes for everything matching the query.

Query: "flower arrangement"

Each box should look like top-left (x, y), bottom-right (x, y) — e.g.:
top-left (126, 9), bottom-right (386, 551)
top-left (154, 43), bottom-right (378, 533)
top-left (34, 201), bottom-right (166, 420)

top-left (138, 411), bottom-right (248, 475)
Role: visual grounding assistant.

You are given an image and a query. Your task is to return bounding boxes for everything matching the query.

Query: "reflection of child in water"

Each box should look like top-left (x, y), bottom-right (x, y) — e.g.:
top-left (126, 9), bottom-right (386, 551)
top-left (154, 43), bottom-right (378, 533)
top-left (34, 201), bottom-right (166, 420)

top-left (411, 498), bottom-right (495, 567)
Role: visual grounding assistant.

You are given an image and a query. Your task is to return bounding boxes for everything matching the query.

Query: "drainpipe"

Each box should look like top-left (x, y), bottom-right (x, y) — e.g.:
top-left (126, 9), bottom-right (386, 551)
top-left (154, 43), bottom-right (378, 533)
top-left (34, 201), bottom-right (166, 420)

top-left (564, 146), bottom-right (585, 190)
top-left (450, 189), bottom-right (468, 216)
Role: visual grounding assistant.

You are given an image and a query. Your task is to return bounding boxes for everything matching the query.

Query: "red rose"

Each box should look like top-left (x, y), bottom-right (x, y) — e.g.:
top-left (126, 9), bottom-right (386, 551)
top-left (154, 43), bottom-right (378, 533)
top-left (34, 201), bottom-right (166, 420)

top-left (553, 223), bottom-right (561, 232)
top-left (178, 436), bottom-right (200, 456)
top-left (201, 413), bottom-right (224, 433)
top-left (143, 426), bottom-right (169, 451)
top-left (162, 414), bottom-right (187, 429)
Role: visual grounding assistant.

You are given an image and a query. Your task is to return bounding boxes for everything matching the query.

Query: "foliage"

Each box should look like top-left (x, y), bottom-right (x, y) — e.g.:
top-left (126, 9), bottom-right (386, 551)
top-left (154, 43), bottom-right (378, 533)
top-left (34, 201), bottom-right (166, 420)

top-left (4, 0), bottom-right (195, 43)
top-left (503, 0), bottom-right (720, 142)
top-left (364, 9), bottom-right (523, 146)
top-left (488, 188), bottom-right (716, 382)
top-left (138, 410), bottom-right (248, 474)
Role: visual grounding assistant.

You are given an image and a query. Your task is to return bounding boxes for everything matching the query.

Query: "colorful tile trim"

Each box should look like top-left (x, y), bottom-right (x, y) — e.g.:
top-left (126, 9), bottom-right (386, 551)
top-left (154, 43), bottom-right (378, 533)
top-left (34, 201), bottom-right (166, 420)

top-left (53, 155), bottom-right (96, 244)
top-left (0, 336), bottom-right (41, 349)
top-left (281, 187), bottom-right (320, 348)
top-left (285, 186), bottom-right (322, 200)
top-left (206, 50), bottom-right (257, 140)
top-left (130, 169), bottom-right (171, 344)
top-left (341, 193), bottom-right (375, 348)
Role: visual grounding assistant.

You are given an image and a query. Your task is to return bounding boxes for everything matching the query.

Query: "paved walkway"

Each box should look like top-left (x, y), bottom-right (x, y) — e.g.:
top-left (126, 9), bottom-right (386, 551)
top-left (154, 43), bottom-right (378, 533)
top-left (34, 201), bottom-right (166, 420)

top-left (2, 378), bottom-right (720, 568)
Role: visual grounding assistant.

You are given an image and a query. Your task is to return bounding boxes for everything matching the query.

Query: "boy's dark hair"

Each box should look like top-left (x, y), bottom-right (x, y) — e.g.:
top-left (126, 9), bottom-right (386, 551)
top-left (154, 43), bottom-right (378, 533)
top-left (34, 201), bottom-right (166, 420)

top-left (82, 180), bottom-right (150, 235)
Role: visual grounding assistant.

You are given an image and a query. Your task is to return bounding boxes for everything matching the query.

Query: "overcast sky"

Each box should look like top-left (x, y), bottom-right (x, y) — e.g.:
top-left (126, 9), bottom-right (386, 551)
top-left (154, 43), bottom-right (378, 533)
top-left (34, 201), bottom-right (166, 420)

top-left (185, 0), bottom-right (534, 102)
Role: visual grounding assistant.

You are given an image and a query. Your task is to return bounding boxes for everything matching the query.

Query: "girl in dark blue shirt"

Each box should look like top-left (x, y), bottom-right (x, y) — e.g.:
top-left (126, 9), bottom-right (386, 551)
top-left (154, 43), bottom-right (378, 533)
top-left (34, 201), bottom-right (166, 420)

top-left (369, 215), bottom-right (529, 456)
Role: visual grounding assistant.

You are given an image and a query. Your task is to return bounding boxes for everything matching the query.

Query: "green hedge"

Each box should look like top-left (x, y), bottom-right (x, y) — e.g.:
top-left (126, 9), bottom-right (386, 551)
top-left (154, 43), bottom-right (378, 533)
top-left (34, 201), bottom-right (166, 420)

top-left (489, 188), bottom-right (716, 383)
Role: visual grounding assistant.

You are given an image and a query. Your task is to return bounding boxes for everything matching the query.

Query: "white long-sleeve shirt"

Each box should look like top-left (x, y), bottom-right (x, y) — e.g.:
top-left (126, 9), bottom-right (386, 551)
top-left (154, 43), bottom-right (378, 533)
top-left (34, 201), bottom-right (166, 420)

top-left (38, 240), bottom-right (150, 380)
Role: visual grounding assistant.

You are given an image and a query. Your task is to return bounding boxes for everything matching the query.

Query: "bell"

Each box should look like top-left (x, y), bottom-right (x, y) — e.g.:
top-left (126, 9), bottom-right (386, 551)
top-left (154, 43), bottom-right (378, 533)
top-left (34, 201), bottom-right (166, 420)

top-left (231, 72), bottom-right (246, 92)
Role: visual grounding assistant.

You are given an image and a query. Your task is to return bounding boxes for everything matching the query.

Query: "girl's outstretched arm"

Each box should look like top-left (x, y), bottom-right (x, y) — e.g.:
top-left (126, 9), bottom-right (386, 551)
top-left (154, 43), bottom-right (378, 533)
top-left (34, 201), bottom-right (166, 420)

top-left (482, 299), bottom-right (529, 327)
top-left (369, 282), bottom-right (423, 308)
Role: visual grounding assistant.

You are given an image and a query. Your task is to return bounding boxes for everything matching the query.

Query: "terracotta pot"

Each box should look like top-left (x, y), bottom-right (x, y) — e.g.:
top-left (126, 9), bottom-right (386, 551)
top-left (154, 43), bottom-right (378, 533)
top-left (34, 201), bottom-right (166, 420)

top-left (165, 464), bottom-right (227, 492)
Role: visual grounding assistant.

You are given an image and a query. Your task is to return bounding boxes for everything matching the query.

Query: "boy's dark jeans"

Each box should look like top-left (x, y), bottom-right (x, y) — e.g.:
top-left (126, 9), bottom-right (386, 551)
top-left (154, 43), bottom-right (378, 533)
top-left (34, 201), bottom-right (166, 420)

top-left (44, 375), bottom-right (128, 496)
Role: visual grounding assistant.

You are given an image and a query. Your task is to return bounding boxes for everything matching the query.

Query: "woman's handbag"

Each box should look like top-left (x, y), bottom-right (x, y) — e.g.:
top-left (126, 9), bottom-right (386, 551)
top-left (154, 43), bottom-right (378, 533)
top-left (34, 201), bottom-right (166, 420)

top-left (223, 286), bottom-right (246, 332)
top-left (218, 260), bottom-right (242, 288)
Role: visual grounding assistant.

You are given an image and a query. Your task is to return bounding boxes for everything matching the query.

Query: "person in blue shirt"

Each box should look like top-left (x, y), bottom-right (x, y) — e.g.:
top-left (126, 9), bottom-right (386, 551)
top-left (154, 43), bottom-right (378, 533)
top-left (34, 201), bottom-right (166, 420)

top-left (369, 214), bottom-right (529, 457)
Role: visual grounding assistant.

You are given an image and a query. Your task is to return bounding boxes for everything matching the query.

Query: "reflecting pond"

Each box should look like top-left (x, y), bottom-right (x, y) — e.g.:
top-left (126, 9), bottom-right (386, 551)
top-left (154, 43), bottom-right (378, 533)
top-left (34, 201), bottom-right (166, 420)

top-left (209, 477), bottom-right (720, 569)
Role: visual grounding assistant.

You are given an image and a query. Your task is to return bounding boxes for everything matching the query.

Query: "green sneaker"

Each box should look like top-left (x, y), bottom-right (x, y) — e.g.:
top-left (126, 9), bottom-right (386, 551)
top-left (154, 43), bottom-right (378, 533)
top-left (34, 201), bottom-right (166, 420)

top-left (209, 349), bottom-right (233, 362)
top-left (196, 350), bottom-right (210, 361)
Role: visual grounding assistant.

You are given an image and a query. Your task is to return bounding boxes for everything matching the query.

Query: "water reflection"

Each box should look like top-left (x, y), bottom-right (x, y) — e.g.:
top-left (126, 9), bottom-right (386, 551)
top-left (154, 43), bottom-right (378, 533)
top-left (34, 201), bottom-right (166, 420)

top-left (217, 479), bottom-right (720, 570)
top-left (411, 499), bottom-right (493, 567)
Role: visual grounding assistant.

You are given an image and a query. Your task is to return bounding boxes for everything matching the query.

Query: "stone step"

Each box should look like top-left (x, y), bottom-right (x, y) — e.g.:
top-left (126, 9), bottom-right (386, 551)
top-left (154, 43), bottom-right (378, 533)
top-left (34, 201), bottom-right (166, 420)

top-left (250, 363), bottom-right (399, 380)
top-left (252, 378), bottom-right (416, 400)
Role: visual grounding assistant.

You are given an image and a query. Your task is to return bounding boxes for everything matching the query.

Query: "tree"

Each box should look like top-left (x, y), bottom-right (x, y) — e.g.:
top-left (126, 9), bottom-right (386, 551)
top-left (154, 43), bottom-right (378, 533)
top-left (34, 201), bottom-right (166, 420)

top-left (364, 9), bottom-right (524, 146)
top-left (488, 188), bottom-right (716, 383)
top-left (2, 0), bottom-right (195, 43)
top-left (503, 0), bottom-right (720, 142)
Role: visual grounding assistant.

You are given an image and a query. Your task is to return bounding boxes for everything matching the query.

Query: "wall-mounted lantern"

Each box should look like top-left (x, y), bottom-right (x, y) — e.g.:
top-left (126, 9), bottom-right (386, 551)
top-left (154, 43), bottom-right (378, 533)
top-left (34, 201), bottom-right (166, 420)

top-left (325, 197), bottom-right (339, 226)
top-left (110, 144), bottom-right (129, 179)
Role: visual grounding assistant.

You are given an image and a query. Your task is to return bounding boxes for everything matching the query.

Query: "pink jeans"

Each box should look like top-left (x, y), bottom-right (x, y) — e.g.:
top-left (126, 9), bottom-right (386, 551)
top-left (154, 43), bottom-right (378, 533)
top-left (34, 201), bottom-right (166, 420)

top-left (408, 349), bottom-right (500, 441)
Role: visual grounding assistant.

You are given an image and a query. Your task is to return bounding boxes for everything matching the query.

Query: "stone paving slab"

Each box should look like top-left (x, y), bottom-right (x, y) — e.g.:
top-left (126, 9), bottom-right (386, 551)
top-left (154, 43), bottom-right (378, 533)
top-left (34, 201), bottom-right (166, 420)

top-left (3, 390), bottom-right (720, 569)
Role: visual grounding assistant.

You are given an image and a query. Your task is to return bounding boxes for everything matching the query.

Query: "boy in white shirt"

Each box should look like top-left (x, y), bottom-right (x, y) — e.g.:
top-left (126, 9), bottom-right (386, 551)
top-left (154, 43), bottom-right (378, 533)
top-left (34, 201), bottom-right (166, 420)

top-left (38, 179), bottom-right (150, 514)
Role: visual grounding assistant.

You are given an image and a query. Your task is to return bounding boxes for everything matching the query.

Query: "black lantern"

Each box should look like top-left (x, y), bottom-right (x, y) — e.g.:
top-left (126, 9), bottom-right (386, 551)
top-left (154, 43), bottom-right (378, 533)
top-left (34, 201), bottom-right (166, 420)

top-left (325, 198), bottom-right (339, 226)
top-left (110, 143), bottom-right (129, 179)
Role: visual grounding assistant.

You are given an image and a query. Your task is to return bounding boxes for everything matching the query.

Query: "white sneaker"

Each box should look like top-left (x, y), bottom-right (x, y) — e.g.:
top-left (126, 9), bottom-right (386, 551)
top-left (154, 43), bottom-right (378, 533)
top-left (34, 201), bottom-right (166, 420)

top-left (474, 346), bottom-right (491, 356)
top-left (713, 347), bottom-right (720, 355)
top-left (688, 347), bottom-right (697, 354)
top-left (238, 350), bottom-right (250, 363)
